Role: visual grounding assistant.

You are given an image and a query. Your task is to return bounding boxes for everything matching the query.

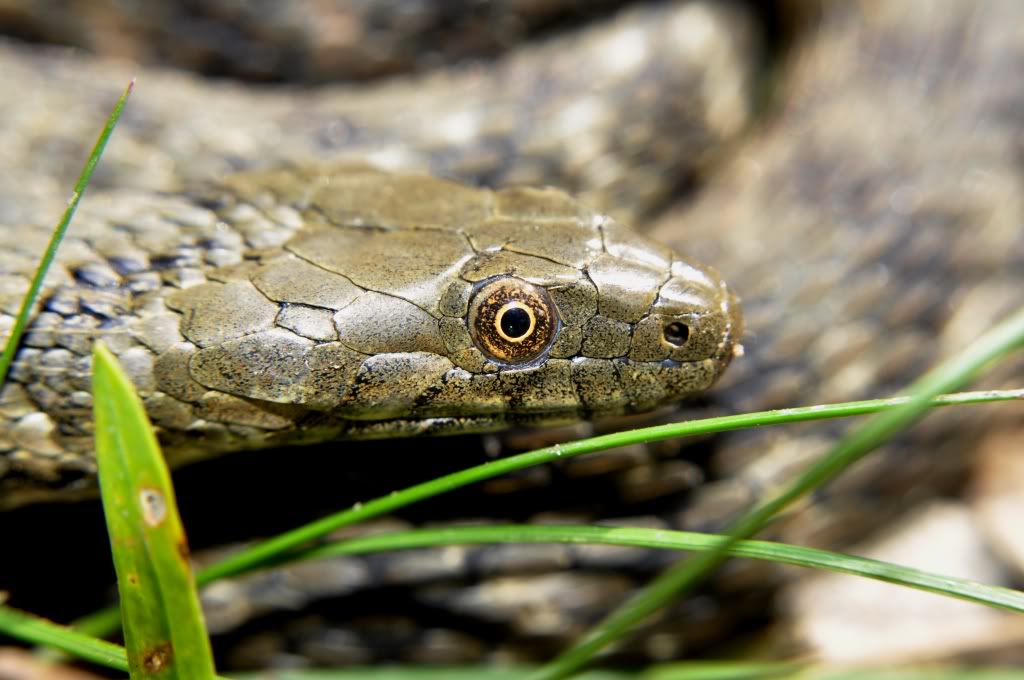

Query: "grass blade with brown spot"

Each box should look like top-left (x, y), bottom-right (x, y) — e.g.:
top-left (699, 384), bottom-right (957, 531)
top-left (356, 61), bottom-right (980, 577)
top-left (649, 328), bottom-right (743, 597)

top-left (92, 341), bottom-right (216, 679)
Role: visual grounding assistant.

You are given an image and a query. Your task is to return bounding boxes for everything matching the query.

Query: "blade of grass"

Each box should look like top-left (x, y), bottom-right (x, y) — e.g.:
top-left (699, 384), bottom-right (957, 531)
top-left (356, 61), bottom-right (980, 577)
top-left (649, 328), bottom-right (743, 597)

top-left (0, 79), bottom-right (133, 387)
top-left (174, 389), bottom-right (1024, 588)
top-left (2, 617), bottom-right (1012, 680)
top-left (0, 603), bottom-right (233, 679)
top-left (535, 306), bottom-right (1024, 679)
top-left (17, 522), bottom-right (1023, 667)
top-left (807, 670), bottom-right (1024, 680)
top-left (231, 663), bottom-right (800, 679)
top-left (643, 662), bottom-right (800, 680)
top-left (236, 670), bottom-right (630, 680)
top-left (227, 663), bottom-right (1024, 679)
top-left (73, 386), bottom-right (1021, 638)
top-left (289, 524), bottom-right (1024, 613)
top-left (0, 604), bottom-right (129, 672)
top-left (92, 342), bottom-right (216, 678)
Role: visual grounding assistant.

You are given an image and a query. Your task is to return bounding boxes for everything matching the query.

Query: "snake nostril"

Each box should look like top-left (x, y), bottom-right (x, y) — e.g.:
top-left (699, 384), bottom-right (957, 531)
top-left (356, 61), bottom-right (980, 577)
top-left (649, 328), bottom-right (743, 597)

top-left (663, 322), bottom-right (690, 347)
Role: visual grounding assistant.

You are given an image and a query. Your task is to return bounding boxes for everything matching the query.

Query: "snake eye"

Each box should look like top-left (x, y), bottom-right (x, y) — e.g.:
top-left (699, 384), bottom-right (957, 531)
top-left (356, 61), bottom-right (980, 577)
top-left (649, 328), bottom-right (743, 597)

top-left (469, 277), bottom-right (558, 365)
top-left (663, 322), bottom-right (690, 347)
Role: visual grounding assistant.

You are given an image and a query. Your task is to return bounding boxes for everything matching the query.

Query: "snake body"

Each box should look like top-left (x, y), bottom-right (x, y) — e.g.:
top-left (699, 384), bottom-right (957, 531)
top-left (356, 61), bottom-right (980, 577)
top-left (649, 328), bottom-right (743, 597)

top-left (1, 0), bottom-right (1023, 667)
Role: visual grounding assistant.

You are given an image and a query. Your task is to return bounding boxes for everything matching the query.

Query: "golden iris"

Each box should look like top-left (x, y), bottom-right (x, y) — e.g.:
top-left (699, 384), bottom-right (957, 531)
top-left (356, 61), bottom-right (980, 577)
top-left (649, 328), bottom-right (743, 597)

top-left (468, 277), bottom-right (557, 365)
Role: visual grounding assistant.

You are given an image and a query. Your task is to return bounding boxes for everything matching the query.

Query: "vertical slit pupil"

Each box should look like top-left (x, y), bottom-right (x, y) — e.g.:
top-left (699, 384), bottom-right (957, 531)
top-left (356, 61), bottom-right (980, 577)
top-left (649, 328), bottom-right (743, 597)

top-left (500, 307), bottom-right (532, 338)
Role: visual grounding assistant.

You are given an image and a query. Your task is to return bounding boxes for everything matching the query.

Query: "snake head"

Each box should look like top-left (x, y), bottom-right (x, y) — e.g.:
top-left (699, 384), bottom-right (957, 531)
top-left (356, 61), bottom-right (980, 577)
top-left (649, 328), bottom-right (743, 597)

top-left (156, 167), bottom-right (742, 446)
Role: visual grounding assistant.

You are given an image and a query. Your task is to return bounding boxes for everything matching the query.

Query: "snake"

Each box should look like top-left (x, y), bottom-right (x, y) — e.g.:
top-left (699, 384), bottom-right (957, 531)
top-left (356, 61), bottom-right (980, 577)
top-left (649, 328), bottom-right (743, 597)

top-left (0, 163), bottom-right (741, 504)
top-left (1, 0), bottom-right (1023, 668)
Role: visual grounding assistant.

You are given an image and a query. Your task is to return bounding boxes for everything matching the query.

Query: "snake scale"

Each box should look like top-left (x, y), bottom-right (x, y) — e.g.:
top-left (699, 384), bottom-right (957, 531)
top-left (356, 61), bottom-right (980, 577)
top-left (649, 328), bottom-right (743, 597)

top-left (1, 0), bottom-right (1023, 669)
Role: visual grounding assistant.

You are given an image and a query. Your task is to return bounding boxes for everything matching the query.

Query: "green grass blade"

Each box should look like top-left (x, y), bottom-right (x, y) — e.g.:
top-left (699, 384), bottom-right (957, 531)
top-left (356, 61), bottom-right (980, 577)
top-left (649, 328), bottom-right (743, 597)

top-left (5, 594), bottom-right (1017, 680)
top-left (236, 671), bottom-right (628, 680)
top-left (535, 306), bottom-right (1024, 679)
top-left (232, 664), bottom-right (800, 679)
top-left (0, 604), bottom-right (129, 672)
top-left (807, 670), bottom-right (1024, 680)
top-left (31, 520), bottom-right (1024, 669)
top-left (190, 389), bottom-right (1021, 587)
top-left (228, 663), bottom-right (1024, 679)
top-left (92, 342), bottom-right (216, 678)
top-left (643, 662), bottom-right (799, 680)
top-left (73, 387), bottom-right (1021, 638)
top-left (291, 524), bottom-right (1024, 613)
top-left (0, 79), bottom-right (133, 387)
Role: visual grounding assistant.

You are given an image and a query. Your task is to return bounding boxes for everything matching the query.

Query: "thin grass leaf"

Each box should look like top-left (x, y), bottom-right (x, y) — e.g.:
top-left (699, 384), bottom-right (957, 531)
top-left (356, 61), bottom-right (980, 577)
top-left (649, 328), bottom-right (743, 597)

top-left (535, 306), bottom-right (1024, 679)
top-left (0, 79), bottom-right (132, 387)
top-left (92, 342), bottom-right (216, 679)
top-left (237, 670), bottom-right (627, 680)
top-left (0, 604), bottom-right (129, 672)
top-left (73, 387), bottom-right (1022, 638)
top-left (290, 524), bottom-right (1024, 613)
top-left (17, 521), bottom-right (1024, 672)
top-left (228, 665), bottom-right (1024, 680)
top-left (643, 662), bottom-right (801, 679)
top-left (806, 670), bottom-right (1024, 680)
top-left (195, 390), bottom-right (1021, 584)
top-left (231, 664), bottom-right (799, 679)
